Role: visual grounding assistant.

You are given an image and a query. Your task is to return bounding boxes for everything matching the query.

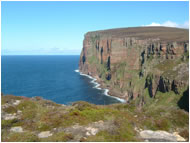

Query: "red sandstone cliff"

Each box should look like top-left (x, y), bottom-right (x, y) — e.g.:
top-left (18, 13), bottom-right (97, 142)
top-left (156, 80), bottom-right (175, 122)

top-left (79, 27), bottom-right (189, 103)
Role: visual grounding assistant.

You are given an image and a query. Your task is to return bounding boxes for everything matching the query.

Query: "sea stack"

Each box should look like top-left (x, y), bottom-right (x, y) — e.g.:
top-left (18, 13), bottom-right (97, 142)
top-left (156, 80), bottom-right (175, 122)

top-left (79, 27), bottom-right (189, 102)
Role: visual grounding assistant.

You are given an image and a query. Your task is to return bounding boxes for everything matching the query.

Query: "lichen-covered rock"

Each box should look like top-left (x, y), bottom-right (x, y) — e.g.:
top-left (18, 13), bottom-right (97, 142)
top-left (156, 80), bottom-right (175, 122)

top-left (79, 27), bottom-right (189, 103)
top-left (10, 126), bottom-right (23, 133)
top-left (139, 130), bottom-right (186, 142)
top-left (38, 131), bottom-right (53, 138)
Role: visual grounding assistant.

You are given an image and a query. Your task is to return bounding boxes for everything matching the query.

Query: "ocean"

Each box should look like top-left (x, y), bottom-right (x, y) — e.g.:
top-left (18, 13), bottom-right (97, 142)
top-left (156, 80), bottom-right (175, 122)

top-left (1, 55), bottom-right (124, 105)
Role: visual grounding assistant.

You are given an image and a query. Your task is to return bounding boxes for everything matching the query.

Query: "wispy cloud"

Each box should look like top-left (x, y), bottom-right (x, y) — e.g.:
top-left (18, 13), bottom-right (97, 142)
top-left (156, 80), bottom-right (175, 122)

top-left (2, 47), bottom-right (81, 55)
top-left (143, 21), bottom-right (189, 29)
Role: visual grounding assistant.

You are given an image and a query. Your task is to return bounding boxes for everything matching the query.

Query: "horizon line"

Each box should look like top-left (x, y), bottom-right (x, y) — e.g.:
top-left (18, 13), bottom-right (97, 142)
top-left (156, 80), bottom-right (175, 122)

top-left (1, 54), bottom-right (80, 56)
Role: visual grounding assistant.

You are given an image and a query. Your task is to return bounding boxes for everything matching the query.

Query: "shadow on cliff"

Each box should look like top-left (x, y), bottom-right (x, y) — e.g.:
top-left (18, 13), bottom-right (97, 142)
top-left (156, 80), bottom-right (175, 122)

top-left (177, 87), bottom-right (189, 112)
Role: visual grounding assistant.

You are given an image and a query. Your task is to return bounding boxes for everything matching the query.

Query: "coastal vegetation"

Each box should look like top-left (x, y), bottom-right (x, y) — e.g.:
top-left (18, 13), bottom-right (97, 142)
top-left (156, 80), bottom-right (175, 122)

top-left (1, 90), bottom-right (188, 142)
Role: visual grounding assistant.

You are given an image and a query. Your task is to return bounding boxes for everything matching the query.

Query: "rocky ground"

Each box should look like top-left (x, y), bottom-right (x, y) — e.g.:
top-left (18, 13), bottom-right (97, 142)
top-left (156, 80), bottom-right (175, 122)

top-left (1, 93), bottom-right (188, 142)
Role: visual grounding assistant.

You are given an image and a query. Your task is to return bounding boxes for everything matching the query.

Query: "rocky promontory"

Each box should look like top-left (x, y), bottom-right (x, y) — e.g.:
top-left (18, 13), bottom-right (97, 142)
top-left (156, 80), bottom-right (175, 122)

top-left (79, 27), bottom-right (189, 105)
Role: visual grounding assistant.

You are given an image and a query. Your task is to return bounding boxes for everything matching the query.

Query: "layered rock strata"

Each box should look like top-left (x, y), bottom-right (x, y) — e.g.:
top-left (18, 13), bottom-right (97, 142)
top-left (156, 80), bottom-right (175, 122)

top-left (79, 27), bottom-right (189, 103)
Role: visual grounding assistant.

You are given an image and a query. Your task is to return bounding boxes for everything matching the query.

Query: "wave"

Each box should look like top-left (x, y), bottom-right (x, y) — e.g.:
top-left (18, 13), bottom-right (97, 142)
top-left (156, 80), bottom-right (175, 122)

top-left (75, 69), bottom-right (126, 103)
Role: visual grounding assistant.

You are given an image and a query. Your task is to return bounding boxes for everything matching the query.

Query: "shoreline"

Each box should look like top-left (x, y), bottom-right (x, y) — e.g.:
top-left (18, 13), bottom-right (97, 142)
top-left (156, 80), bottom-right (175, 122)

top-left (75, 69), bottom-right (126, 103)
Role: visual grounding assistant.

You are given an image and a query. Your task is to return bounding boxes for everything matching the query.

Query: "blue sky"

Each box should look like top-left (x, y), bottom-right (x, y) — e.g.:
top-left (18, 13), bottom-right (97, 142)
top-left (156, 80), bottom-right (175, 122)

top-left (2, 1), bottom-right (189, 55)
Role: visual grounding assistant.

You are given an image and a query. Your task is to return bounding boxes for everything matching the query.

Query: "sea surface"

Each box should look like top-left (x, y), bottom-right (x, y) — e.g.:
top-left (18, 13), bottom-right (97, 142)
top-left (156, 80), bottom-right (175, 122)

top-left (2, 55), bottom-right (122, 105)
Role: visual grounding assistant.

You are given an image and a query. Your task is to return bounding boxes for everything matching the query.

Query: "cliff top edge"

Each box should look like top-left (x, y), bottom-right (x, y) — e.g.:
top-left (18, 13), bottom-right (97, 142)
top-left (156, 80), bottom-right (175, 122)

top-left (85, 26), bottom-right (189, 42)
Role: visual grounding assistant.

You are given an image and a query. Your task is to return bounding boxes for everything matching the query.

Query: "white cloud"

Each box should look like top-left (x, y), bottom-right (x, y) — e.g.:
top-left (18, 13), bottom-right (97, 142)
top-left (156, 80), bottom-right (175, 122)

top-left (162, 21), bottom-right (178, 27)
top-left (144, 21), bottom-right (189, 29)
top-left (146, 22), bottom-right (161, 27)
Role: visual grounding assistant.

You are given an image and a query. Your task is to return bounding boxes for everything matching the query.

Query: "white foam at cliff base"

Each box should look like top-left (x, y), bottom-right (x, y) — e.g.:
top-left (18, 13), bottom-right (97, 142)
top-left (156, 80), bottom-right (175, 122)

top-left (104, 89), bottom-right (126, 103)
top-left (75, 69), bottom-right (126, 103)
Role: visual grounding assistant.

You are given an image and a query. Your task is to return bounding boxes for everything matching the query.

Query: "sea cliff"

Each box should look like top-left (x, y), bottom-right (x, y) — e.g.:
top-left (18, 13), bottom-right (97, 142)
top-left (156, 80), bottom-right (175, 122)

top-left (79, 27), bottom-right (189, 104)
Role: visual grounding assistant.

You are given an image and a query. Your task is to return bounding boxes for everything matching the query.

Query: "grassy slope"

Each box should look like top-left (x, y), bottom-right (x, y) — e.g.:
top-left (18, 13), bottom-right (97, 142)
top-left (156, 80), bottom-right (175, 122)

top-left (87, 27), bottom-right (189, 42)
top-left (1, 90), bottom-right (189, 142)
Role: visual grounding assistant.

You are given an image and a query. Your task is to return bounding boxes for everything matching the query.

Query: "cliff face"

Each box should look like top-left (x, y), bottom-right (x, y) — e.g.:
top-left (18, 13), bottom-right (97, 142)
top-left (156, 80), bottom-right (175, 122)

top-left (79, 27), bottom-right (189, 103)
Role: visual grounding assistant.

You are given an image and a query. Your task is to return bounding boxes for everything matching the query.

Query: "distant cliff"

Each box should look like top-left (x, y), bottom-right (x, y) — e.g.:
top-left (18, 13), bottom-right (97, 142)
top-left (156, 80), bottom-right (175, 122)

top-left (79, 27), bottom-right (189, 104)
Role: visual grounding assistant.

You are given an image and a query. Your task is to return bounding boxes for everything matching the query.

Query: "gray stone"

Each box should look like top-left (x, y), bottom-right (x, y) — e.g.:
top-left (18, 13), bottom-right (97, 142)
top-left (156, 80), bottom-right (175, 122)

top-left (10, 126), bottom-right (23, 133)
top-left (13, 100), bottom-right (21, 106)
top-left (140, 130), bottom-right (177, 142)
top-left (85, 127), bottom-right (98, 136)
top-left (3, 113), bottom-right (18, 120)
top-left (38, 131), bottom-right (53, 138)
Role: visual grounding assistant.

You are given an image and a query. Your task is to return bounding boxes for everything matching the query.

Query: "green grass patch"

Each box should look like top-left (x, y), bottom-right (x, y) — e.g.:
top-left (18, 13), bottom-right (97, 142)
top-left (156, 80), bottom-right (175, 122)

top-left (2, 132), bottom-right (39, 142)
top-left (3, 106), bottom-right (17, 114)
top-left (2, 119), bottom-right (19, 129)
top-left (86, 115), bottom-right (139, 142)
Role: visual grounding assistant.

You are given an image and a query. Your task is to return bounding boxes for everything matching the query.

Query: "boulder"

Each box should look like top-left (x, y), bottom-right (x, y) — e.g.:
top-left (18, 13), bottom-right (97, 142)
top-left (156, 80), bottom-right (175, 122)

top-left (140, 130), bottom-right (186, 142)
top-left (38, 131), bottom-right (53, 138)
top-left (10, 126), bottom-right (23, 133)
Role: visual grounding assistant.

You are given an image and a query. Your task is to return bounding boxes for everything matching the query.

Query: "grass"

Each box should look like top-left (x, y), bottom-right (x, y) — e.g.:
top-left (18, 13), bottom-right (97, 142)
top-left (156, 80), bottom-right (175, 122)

top-left (2, 132), bottom-right (39, 142)
top-left (1, 91), bottom-right (189, 142)
top-left (1, 94), bottom-right (22, 105)
top-left (115, 62), bottom-right (126, 80)
top-left (2, 119), bottom-right (20, 129)
top-left (3, 106), bottom-right (17, 114)
top-left (86, 112), bottom-right (139, 142)
top-left (88, 55), bottom-right (98, 65)
top-left (179, 129), bottom-right (189, 141)
top-left (140, 90), bottom-right (189, 131)
top-left (155, 58), bottom-right (182, 71)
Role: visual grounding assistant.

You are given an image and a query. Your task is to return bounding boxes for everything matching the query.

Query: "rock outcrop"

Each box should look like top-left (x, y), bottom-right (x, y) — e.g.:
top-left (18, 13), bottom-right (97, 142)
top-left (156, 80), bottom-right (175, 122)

top-left (139, 130), bottom-right (186, 142)
top-left (79, 27), bottom-right (189, 103)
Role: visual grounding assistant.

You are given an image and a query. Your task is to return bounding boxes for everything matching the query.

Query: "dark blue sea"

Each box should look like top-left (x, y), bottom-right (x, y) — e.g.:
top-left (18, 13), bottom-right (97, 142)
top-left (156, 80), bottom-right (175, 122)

top-left (1, 55), bottom-right (122, 105)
